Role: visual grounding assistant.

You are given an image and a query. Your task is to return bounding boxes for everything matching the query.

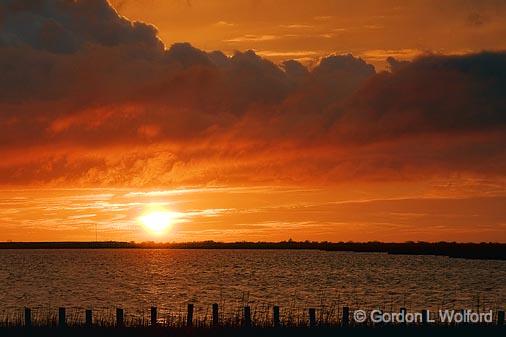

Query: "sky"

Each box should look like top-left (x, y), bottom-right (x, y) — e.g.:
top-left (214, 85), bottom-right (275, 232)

top-left (109, 0), bottom-right (506, 69)
top-left (0, 0), bottom-right (505, 242)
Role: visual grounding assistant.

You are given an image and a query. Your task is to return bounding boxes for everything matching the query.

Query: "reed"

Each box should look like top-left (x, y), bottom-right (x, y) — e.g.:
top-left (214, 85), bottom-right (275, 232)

top-left (0, 305), bottom-right (503, 328)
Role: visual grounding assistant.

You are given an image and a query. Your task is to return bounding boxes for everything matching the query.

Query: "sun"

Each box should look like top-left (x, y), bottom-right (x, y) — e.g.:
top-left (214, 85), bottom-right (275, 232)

top-left (138, 209), bottom-right (180, 235)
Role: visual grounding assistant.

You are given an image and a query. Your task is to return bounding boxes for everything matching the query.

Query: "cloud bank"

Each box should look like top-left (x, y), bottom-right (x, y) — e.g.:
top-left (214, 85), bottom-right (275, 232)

top-left (0, 0), bottom-right (505, 187)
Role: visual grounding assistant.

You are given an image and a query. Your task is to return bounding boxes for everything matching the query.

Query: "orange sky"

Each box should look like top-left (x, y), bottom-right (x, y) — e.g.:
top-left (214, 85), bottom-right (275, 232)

top-left (0, 0), bottom-right (505, 242)
top-left (110, 0), bottom-right (506, 69)
top-left (1, 183), bottom-right (505, 242)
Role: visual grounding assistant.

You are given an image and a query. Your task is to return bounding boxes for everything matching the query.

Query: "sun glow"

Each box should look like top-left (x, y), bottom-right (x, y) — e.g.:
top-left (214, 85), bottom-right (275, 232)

top-left (138, 209), bottom-right (181, 235)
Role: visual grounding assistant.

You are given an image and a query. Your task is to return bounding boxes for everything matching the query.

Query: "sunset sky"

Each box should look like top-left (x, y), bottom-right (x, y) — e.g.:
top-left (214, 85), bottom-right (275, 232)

top-left (0, 0), bottom-right (505, 242)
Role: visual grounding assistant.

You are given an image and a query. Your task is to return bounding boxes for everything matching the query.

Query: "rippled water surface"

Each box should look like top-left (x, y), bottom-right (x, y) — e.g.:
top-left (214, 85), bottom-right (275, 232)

top-left (0, 249), bottom-right (504, 320)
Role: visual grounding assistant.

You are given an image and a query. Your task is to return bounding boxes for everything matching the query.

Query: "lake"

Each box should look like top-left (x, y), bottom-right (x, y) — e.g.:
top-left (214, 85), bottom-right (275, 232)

top-left (0, 249), bottom-right (504, 322)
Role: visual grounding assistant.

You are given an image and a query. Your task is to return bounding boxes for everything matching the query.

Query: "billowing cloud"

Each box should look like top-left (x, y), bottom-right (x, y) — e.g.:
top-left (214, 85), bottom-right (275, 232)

top-left (0, 0), bottom-right (505, 187)
top-left (337, 52), bottom-right (506, 140)
top-left (0, 0), bottom-right (163, 53)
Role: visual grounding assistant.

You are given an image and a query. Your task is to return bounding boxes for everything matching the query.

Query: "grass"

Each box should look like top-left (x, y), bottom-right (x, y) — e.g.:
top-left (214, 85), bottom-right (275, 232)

top-left (0, 303), bottom-right (503, 328)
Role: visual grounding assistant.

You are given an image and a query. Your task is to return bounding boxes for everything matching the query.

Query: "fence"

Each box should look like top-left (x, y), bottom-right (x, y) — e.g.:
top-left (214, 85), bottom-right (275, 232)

top-left (2, 304), bottom-right (504, 328)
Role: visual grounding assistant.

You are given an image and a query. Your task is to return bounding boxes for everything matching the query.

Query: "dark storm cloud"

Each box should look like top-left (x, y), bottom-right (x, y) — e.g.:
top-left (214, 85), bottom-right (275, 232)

top-left (0, 0), bottom-right (505, 186)
top-left (0, 0), bottom-right (163, 53)
top-left (336, 52), bottom-right (506, 142)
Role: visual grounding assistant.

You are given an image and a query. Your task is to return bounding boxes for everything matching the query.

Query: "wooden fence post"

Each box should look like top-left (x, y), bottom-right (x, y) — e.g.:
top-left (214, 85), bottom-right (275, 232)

top-left (342, 307), bottom-right (349, 326)
top-left (421, 309), bottom-right (429, 324)
top-left (187, 304), bottom-right (194, 327)
top-left (58, 307), bottom-right (66, 327)
top-left (309, 308), bottom-right (316, 327)
top-left (116, 308), bottom-right (124, 327)
top-left (24, 308), bottom-right (31, 327)
top-left (243, 306), bottom-right (251, 327)
top-left (85, 309), bottom-right (92, 327)
top-left (273, 306), bottom-right (280, 327)
top-left (212, 303), bottom-right (219, 327)
top-left (150, 306), bottom-right (157, 326)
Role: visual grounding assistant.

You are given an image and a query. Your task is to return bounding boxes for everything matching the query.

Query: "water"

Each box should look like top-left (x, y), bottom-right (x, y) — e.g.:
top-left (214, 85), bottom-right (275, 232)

top-left (0, 249), bottom-right (504, 321)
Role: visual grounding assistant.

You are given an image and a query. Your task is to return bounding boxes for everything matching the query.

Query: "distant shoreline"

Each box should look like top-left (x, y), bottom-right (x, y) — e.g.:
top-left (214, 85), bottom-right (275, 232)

top-left (0, 241), bottom-right (504, 260)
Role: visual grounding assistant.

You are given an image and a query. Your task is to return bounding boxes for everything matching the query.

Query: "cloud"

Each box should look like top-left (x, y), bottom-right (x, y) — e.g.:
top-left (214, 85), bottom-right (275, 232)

top-left (360, 49), bottom-right (422, 62)
top-left (224, 34), bottom-right (281, 42)
top-left (0, 0), bottom-right (163, 53)
top-left (0, 0), bottom-right (505, 187)
top-left (279, 24), bottom-right (313, 29)
top-left (256, 50), bottom-right (319, 58)
top-left (336, 52), bottom-right (506, 141)
top-left (214, 21), bottom-right (235, 27)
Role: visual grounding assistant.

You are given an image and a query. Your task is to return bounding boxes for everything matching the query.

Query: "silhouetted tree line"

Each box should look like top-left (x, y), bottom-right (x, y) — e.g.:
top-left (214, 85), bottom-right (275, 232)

top-left (0, 240), bottom-right (504, 260)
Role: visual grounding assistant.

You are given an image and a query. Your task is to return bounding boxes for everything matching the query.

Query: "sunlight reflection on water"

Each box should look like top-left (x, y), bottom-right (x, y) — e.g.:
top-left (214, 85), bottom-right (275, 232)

top-left (0, 249), bottom-right (504, 320)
